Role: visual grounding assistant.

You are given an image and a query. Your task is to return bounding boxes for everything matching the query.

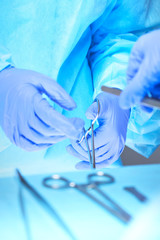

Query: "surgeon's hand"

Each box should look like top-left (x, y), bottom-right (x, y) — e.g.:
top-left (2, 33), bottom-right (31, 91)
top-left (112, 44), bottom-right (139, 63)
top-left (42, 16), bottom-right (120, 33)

top-left (66, 92), bottom-right (130, 168)
top-left (0, 68), bottom-right (84, 151)
top-left (120, 29), bottom-right (160, 109)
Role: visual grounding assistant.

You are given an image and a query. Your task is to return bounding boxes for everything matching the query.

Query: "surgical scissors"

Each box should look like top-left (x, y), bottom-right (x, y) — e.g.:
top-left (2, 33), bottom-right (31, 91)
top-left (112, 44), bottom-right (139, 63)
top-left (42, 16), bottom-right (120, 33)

top-left (43, 171), bottom-right (132, 224)
top-left (79, 99), bottom-right (100, 169)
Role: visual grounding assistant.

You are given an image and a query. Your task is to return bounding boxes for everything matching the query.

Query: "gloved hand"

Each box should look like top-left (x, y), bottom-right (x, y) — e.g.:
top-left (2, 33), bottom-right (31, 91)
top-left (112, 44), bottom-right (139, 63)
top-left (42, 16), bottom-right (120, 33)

top-left (0, 68), bottom-right (84, 151)
top-left (66, 92), bottom-right (130, 168)
top-left (120, 29), bottom-right (160, 109)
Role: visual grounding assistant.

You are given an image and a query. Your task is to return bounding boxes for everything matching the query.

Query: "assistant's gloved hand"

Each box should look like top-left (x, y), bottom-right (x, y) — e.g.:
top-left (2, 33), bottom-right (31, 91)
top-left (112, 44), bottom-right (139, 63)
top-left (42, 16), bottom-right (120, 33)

top-left (120, 29), bottom-right (160, 109)
top-left (66, 92), bottom-right (130, 168)
top-left (0, 68), bottom-right (84, 151)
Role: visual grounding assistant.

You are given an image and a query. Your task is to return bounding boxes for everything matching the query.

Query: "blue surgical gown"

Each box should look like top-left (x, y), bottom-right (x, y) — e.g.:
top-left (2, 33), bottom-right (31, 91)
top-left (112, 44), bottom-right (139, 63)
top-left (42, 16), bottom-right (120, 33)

top-left (0, 0), bottom-right (160, 165)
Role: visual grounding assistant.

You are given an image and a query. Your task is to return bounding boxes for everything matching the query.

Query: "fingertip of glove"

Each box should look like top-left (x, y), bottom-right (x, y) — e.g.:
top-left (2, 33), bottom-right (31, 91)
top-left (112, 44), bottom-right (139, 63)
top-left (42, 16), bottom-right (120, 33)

top-left (70, 117), bottom-right (85, 133)
top-left (69, 99), bottom-right (77, 109)
top-left (85, 102), bottom-right (98, 120)
top-left (64, 99), bottom-right (77, 110)
top-left (75, 161), bottom-right (90, 170)
top-left (85, 111), bottom-right (95, 120)
top-left (119, 92), bottom-right (131, 109)
top-left (66, 144), bottom-right (72, 153)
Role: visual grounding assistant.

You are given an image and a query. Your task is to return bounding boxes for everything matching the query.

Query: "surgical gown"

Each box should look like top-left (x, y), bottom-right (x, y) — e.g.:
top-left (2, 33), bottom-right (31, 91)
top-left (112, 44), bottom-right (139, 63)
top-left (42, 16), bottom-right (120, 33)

top-left (0, 0), bottom-right (160, 169)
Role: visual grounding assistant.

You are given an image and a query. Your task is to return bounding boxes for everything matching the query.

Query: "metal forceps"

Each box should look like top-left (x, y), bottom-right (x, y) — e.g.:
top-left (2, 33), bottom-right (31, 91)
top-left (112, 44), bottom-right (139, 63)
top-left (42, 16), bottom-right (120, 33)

top-left (79, 99), bottom-right (100, 169)
top-left (43, 171), bottom-right (132, 224)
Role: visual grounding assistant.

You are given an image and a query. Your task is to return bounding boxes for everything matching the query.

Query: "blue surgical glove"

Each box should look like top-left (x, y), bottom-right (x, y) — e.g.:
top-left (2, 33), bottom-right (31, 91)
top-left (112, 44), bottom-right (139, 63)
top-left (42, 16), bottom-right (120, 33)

top-left (0, 68), bottom-right (84, 151)
top-left (66, 92), bottom-right (130, 168)
top-left (120, 29), bottom-right (160, 109)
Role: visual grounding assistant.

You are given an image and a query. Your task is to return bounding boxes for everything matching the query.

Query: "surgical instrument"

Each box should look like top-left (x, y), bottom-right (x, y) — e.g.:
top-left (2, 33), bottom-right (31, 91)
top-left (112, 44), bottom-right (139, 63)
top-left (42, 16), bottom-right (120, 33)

top-left (18, 183), bottom-right (32, 240)
top-left (79, 99), bottom-right (100, 169)
top-left (124, 186), bottom-right (148, 202)
top-left (16, 169), bottom-right (76, 240)
top-left (101, 86), bottom-right (160, 109)
top-left (43, 171), bottom-right (132, 224)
